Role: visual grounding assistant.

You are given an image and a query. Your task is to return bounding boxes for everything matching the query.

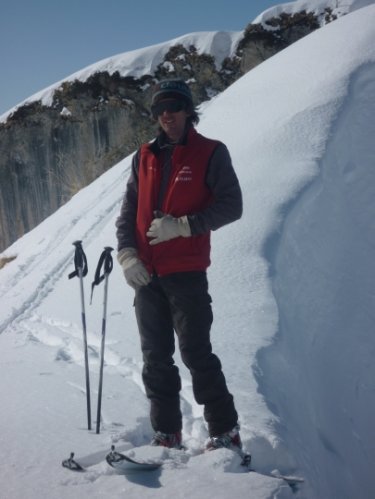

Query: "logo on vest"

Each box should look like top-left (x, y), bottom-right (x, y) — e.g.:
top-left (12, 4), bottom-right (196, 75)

top-left (175, 165), bottom-right (192, 182)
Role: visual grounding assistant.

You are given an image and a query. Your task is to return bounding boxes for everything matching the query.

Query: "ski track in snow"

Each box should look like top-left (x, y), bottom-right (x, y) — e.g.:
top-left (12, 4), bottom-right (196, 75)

top-left (18, 307), bottom-right (206, 458)
top-left (22, 310), bottom-right (208, 448)
top-left (0, 165), bottom-right (129, 335)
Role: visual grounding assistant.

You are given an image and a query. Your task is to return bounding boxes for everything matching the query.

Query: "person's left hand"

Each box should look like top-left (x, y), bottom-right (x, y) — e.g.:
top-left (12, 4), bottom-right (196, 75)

top-left (147, 215), bottom-right (191, 245)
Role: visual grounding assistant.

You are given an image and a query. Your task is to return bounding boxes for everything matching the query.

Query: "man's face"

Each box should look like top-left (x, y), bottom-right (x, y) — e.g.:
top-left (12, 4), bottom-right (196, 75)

top-left (153, 98), bottom-right (190, 142)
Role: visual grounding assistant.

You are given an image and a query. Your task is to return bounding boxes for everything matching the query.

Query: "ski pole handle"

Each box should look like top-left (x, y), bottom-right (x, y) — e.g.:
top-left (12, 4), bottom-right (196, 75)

top-left (90, 247), bottom-right (114, 303)
top-left (68, 240), bottom-right (88, 279)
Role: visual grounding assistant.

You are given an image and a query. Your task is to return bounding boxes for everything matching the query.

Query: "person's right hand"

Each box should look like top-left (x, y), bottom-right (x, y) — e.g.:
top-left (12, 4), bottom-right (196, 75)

top-left (117, 248), bottom-right (151, 289)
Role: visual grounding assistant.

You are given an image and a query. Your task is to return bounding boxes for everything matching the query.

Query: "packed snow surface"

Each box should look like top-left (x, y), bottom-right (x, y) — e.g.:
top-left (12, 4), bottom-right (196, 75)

top-left (1, 2), bottom-right (375, 498)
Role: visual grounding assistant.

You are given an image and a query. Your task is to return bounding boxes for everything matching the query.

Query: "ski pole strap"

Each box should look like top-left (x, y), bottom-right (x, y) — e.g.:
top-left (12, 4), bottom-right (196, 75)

top-left (90, 247), bottom-right (114, 303)
top-left (68, 241), bottom-right (88, 279)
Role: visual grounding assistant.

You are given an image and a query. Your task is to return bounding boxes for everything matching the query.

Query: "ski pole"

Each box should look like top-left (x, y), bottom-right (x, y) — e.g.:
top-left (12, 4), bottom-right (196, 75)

top-left (90, 247), bottom-right (114, 434)
top-left (68, 240), bottom-right (92, 431)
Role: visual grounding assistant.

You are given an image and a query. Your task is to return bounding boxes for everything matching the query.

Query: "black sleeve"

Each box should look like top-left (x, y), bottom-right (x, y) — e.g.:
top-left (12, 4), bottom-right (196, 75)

top-left (187, 143), bottom-right (243, 234)
top-left (115, 150), bottom-right (140, 251)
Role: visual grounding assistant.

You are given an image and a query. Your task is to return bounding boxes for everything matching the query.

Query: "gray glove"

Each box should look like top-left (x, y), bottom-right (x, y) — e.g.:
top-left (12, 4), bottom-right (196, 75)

top-left (147, 215), bottom-right (191, 246)
top-left (117, 248), bottom-right (151, 288)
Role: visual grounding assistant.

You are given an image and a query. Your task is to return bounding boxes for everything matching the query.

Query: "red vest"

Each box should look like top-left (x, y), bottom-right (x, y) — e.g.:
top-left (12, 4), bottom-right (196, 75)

top-left (136, 127), bottom-right (219, 276)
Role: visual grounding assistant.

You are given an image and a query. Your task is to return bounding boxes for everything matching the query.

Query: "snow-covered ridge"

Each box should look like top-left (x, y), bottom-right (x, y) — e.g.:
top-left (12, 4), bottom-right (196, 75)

top-left (253, 0), bottom-right (375, 25)
top-left (0, 31), bottom-right (242, 124)
top-left (1, 0), bottom-right (371, 124)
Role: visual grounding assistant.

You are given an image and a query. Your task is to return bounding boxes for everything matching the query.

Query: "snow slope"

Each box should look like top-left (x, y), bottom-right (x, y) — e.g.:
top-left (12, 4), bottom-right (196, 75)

top-left (0, 3), bottom-right (375, 499)
top-left (259, 61), bottom-right (375, 499)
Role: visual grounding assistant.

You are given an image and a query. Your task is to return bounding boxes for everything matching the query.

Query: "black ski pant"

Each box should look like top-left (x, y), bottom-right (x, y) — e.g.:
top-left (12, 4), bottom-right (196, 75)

top-left (134, 271), bottom-right (238, 436)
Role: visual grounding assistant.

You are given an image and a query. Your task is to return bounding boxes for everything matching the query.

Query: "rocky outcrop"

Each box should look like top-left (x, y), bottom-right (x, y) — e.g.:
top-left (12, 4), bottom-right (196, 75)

top-left (0, 9), bottom-right (340, 252)
top-left (237, 10), bottom-right (324, 73)
top-left (0, 80), bottom-right (153, 249)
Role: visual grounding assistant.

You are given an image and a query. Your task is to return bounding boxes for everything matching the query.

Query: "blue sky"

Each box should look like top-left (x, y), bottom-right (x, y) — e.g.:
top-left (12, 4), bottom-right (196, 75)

top-left (0, 0), bottom-right (282, 115)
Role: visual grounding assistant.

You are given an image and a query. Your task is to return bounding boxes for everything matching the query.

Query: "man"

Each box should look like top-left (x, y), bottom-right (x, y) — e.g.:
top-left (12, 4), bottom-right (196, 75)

top-left (116, 78), bottom-right (243, 450)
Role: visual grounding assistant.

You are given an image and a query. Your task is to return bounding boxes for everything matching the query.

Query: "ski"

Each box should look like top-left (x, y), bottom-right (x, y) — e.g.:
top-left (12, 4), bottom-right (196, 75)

top-left (250, 469), bottom-right (304, 487)
top-left (106, 445), bottom-right (162, 473)
top-left (62, 452), bottom-right (86, 472)
top-left (238, 451), bottom-right (304, 488)
top-left (62, 445), bottom-right (303, 485)
top-left (62, 445), bottom-right (162, 474)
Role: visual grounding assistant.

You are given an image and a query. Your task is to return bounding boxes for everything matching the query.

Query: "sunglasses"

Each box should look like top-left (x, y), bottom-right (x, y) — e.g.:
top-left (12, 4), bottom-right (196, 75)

top-left (151, 100), bottom-right (186, 118)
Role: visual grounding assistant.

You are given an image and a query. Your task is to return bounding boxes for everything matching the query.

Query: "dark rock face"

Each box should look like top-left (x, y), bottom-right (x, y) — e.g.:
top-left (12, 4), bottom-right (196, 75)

top-left (0, 79), bottom-right (154, 250)
top-left (237, 10), bottom-right (324, 73)
top-left (0, 9), bottom-right (338, 252)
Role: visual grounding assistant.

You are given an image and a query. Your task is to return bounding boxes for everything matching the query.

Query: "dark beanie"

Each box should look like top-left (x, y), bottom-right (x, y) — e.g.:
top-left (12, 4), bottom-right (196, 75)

top-left (151, 79), bottom-right (193, 106)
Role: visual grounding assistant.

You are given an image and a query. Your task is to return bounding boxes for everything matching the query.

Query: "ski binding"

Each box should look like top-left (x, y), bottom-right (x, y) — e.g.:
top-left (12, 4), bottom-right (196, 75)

top-left (62, 452), bottom-right (85, 472)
